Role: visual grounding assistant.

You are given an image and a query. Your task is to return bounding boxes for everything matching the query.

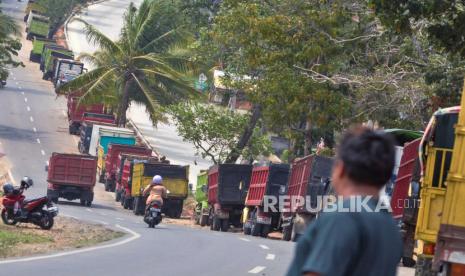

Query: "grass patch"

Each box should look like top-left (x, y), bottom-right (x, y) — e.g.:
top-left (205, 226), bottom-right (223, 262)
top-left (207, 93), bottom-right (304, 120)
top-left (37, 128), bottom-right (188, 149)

top-left (0, 225), bottom-right (53, 258)
top-left (73, 229), bottom-right (124, 248)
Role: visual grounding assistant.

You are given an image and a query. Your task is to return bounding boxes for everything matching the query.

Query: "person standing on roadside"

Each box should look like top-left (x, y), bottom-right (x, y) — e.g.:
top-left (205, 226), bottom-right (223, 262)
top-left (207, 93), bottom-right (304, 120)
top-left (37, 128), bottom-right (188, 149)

top-left (286, 126), bottom-right (402, 276)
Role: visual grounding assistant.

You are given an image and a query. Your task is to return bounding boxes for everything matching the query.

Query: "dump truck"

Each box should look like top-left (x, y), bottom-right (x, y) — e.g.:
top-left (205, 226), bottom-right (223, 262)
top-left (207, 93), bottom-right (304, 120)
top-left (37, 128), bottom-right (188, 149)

top-left (281, 155), bottom-right (334, 241)
top-left (24, 1), bottom-right (46, 22)
top-left (194, 170), bottom-right (209, 226)
top-left (242, 164), bottom-right (290, 238)
top-left (117, 155), bottom-right (160, 209)
top-left (131, 162), bottom-right (189, 218)
top-left (26, 11), bottom-right (49, 40)
top-left (96, 138), bottom-right (137, 184)
top-left (52, 59), bottom-right (85, 88)
top-left (102, 144), bottom-right (152, 192)
top-left (41, 48), bottom-right (74, 81)
top-left (46, 153), bottom-right (97, 207)
top-left (40, 45), bottom-right (68, 71)
top-left (67, 96), bottom-right (106, 134)
top-left (411, 106), bottom-right (463, 274)
top-left (29, 37), bottom-right (55, 63)
top-left (208, 164), bottom-right (253, 232)
top-left (78, 115), bottom-right (116, 154)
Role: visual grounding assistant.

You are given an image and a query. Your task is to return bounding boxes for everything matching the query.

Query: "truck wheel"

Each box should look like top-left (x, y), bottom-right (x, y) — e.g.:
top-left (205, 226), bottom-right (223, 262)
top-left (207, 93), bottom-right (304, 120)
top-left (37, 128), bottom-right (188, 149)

top-left (243, 222), bottom-right (252, 235)
top-left (115, 189), bottom-right (121, 202)
top-left (80, 199), bottom-right (86, 206)
top-left (220, 219), bottom-right (229, 232)
top-left (251, 222), bottom-right (262, 237)
top-left (402, 256), bottom-right (416, 268)
top-left (282, 225), bottom-right (292, 241)
top-left (261, 224), bottom-right (270, 238)
top-left (200, 215), bottom-right (208, 227)
top-left (86, 201), bottom-right (92, 207)
top-left (415, 254), bottom-right (435, 276)
top-left (123, 198), bottom-right (130, 209)
top-left (132, 197), bottom-right (138, 215)
top-left (212, 217), bottom-right (221, 231)
top-left (50, 197), bottom-right (58, 204)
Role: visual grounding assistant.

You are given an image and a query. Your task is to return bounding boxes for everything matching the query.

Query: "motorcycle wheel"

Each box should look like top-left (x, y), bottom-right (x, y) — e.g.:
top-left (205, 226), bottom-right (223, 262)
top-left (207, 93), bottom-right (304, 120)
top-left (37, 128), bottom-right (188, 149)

top-left (1, 209), bottom-right (17, 225)
top-left (38, 212), bottom-right (54, 230)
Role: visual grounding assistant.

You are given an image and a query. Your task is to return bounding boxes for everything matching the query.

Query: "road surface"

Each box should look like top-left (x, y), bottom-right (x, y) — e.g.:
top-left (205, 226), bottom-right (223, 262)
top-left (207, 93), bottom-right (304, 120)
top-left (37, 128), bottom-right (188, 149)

top-left (66, 0), bottom-right (212, 185)
top-left (0, 1), bottom-right (294, 275)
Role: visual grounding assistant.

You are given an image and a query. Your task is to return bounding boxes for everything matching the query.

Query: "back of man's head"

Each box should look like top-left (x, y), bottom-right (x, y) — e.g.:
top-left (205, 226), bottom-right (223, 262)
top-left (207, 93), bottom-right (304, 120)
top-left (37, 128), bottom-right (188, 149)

top-left (336, 126), bottom-right (395, 188)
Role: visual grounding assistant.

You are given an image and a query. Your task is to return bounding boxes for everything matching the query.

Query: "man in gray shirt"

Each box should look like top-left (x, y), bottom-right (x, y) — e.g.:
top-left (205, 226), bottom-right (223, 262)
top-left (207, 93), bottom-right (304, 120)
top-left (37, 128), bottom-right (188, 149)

top-left (287, 127), bottom-right (402, 276)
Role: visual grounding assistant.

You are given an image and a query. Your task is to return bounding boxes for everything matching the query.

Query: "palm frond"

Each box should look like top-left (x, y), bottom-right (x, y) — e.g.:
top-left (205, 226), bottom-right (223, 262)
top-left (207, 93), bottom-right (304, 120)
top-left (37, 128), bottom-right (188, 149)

top-left (57, 66), bottom-right (113, 95)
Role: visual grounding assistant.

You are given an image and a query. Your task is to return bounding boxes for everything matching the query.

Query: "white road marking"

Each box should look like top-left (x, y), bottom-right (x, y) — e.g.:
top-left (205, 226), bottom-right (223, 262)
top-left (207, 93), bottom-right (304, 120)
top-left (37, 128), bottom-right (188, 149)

top-left (86, 208), bottom-right (93, 212)
top-left (248, 266), bottom-right (266, 274)
top-left (29, 116), bottom-right (34, 122)
top-left (32, 127), bottom-right (37, 132)
top-left (63, 215), bottom-right (79, 220)
top-left (239, 238), bottom-right (251, 242)
top-left (259, 244), bottom-right (270, 250)
top-left (36, 138), bottom-right (41, 144)
top-left (0, 225), bottom-right (140, 265)
top-left (26, 106), bottom-right (30, 112)
top-left (41, 150), bottom-right (45, 156)
top-left (24, 98), bottom-right (27, 103)
top-left (98, 212), bottom-right (108, 216)
top-left (266, 254), bottom-right (276, 260)
top-left (116, 217), bottom-right (124, 221)
top-left (91, 220), bottom-right (109, 225)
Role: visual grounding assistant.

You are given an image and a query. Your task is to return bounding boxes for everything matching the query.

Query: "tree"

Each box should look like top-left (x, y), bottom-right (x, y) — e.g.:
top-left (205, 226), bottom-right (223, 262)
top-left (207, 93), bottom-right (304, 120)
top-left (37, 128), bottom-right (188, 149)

top-left (0, 10), bottom-right (23, 80)
top-left (169, 102), bottom-right (271, 164)
top-left (59, 0), bottom-right (198, 126)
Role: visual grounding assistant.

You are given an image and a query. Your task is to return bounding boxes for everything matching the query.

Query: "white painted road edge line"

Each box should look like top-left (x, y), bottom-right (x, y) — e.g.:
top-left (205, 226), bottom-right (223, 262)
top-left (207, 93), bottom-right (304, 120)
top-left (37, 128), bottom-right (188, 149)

top-left (0, 225), bottom-right (140, 265)
top-left (266, 254), bottom-right (276, 260)
top-left (239, 238), bottom-right (251, 242)
top-left (41, 150), bottom-right (45, 156)
top-left (33, 127), bottom-right (37, 132)
top-left (36, 138), bottom-right (41, 144)
top-left (116, 218), bottom-right (124, 221)
top-left (26, 106), bottom-right (30, 112)
top-left (29, 116), bottom-right (34, 122)
top-left (259, 244), bottom-right (270, 250)
top-left (248, 266), bottom-right (266, 274)
top-left (24, 98), bottom-right (27, 103)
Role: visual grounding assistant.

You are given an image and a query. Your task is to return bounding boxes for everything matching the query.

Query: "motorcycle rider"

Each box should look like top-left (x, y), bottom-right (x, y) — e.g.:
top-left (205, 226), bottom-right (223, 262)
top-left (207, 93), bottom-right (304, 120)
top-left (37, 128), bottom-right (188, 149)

top-left (142, 175), bottom-right (167, 211)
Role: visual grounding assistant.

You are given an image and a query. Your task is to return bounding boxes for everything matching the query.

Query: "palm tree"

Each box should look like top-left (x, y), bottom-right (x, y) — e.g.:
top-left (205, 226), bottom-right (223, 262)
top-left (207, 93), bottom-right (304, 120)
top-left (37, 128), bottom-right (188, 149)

top-left (0, 12), bottom-right (22, 80)
top-left (59, 0), bottom-right (199, 126)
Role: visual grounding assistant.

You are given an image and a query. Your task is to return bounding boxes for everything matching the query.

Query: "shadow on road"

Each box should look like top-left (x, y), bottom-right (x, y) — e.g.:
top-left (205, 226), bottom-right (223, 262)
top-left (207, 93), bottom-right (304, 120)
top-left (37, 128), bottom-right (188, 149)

top-left (0, 124), bottom-right (41, 142)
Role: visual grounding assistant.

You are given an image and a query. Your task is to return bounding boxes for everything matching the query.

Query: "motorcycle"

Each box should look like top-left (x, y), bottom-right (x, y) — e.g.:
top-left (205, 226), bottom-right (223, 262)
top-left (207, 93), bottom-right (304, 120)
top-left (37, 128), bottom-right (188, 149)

top-left (0, 79), bottom-right (6, 88)
top-left (1, 177), bottom-right (58, 230)
top-left (144, 200), bottom-right (163, 228)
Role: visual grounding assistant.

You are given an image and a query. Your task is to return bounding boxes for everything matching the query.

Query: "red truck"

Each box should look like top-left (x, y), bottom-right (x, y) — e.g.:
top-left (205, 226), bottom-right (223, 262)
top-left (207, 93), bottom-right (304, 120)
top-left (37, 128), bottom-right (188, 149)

top-left (46, 153), bottom-right (97, 207)
top-left (243, 164), bottom-right (290, 238)
top-left (117, 155), bottom-right (160, 209)
top-left (281, 155), bottom-right (334, 241)
top-left (208, 164), bottom-right (253, 232)
top-left (67, 96), bottom-right (106, 135)
top-left (103, 144), bottom-right (152, 192)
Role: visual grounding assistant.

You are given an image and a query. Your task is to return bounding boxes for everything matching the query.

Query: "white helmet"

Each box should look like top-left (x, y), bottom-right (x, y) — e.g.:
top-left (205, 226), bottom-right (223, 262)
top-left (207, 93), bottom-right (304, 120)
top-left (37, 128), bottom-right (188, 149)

top-left (152, 175), bottom-right (163, 184)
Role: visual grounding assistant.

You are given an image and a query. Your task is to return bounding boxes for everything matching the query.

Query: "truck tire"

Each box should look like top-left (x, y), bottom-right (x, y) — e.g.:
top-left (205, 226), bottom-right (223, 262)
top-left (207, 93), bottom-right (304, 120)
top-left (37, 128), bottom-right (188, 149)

top-left (80, 199), bottom-right (86, 206)
top-left (132, 197), bottom-right (139, 215)
top-left (251, 222), bottom-right (262, 237)
top-left (212, 216), bottom-right (221, 231)
top-left (243, 222), bottom-right (252, 235)
top-left (86, 201), bottom-right (92, 207)
top-left (402, 256), bottom-right (416, 268)
top-left (115, 189), bottom-right (121, 202)
top-left (261, 224), bottom-right (270, 238)
top-left (200, 215), bottom-right (208, 227)
top-left (282, 225), bottom-right (292, 241)
top-left (220, 219), bottom-right (229, 232)
top-left (123, 197), bottom-right (131, 209)
top-left (415, 255), bottom-right (435, 276)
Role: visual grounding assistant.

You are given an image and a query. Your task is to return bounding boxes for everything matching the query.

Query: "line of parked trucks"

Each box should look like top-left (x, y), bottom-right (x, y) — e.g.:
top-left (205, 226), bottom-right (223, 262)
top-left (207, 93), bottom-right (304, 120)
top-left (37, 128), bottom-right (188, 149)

top-left (23, 1), bottom-right (465, 274)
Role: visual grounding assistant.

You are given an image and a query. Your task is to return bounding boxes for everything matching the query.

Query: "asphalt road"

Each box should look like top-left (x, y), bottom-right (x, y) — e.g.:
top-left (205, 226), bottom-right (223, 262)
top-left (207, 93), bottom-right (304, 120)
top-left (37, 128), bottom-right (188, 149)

top-left (66, 0), bottom-right (212, 186)
top-left (0, 1), bottom-right (294, 275)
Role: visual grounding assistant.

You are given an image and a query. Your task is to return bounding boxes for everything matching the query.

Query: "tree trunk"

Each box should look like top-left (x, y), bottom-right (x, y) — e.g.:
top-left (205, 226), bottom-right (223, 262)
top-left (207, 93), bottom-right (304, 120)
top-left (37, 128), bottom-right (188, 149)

top-left (304, 118), bottom-right (312, 156)
top-left (225, 104), bottom-right (261, 164)
top-left (117, 80), bottom-right (131, 127)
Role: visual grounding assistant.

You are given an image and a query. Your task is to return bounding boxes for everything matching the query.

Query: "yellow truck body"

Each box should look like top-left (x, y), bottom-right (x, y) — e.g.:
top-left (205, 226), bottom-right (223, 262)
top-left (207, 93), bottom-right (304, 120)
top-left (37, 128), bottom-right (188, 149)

top-left (97, 145), bottom-right (105, 176)
top-left (131, 162), bottom-right (189, 199)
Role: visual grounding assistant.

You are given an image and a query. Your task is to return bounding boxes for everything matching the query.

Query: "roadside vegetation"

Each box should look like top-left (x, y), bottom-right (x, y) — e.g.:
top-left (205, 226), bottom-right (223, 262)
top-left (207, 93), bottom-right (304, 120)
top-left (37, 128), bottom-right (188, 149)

top-left (0, 217), bottom-right (124, 258)
top-left (59, 0), bottom-right (465, 163)
top-left (0, 4), bottom-right (22, 81)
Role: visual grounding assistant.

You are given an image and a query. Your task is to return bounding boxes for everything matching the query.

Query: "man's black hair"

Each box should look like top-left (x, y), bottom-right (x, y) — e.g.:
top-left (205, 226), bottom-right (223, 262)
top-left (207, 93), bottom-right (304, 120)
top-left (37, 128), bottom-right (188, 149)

top-left (337, 126), bottom-right (395, 188)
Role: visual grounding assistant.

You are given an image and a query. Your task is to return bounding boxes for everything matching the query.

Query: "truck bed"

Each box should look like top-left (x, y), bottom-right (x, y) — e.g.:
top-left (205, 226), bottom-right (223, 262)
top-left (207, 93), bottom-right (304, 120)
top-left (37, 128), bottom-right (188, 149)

top-left (47, 153), bottom-right (97, 187)
top-left (208, 164), bottom-right (252, 206)
top-left (246, 164), bottom-right (290, 207)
